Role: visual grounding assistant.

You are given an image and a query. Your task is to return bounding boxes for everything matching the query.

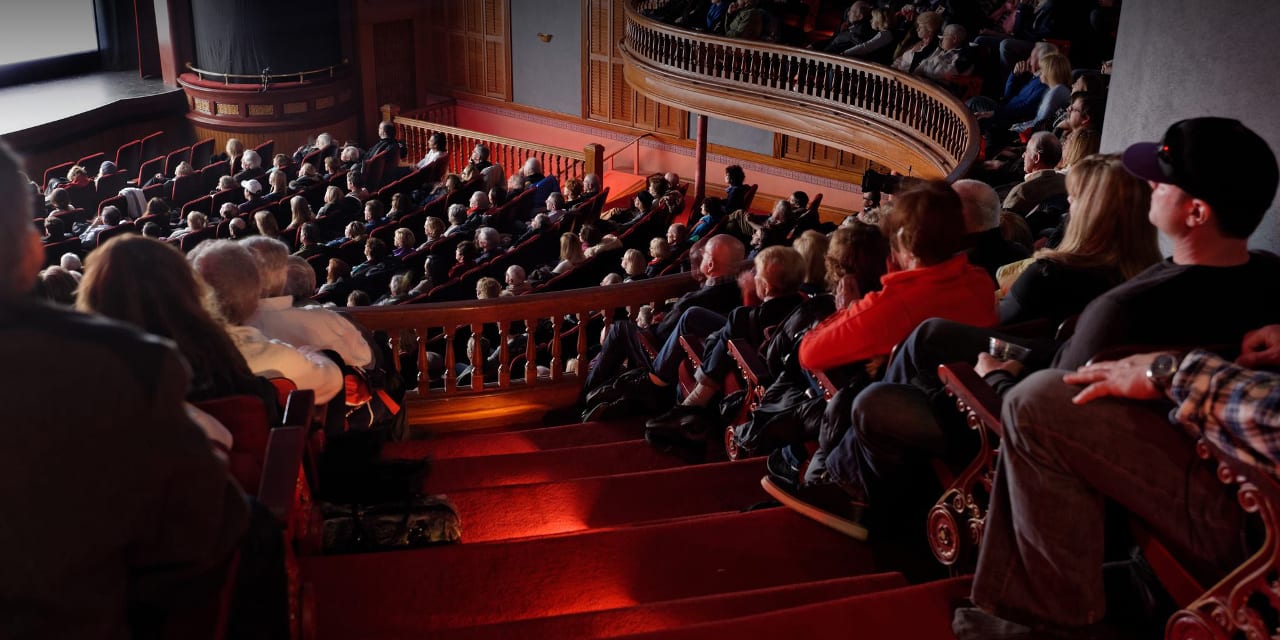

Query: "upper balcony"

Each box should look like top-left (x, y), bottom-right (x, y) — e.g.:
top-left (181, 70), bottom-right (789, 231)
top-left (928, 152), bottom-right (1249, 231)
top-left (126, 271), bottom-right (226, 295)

top-left (619, 2), bottom-right (979, 181)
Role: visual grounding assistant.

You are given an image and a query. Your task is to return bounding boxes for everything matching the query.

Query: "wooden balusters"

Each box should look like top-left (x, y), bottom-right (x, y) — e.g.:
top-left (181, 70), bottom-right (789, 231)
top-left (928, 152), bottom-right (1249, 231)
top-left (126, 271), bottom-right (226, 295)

top-left (442, 324), bottom-right (457, 394)
top-left (469, 322), bottom-right (484, 391)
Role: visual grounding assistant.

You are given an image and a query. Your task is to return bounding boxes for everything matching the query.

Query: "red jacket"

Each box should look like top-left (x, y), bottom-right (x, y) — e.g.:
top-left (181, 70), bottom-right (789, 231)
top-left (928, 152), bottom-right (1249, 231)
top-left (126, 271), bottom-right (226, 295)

top-left (798, 254), bottom-right (996, 371)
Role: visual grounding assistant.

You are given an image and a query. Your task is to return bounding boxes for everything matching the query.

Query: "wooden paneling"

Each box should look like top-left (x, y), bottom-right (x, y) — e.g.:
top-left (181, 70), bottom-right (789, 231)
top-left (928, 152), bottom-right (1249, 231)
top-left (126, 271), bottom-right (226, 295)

top-left (586, 0), bottom-right (686, 135)
top-left (372, 20), bottom-right (418, 114)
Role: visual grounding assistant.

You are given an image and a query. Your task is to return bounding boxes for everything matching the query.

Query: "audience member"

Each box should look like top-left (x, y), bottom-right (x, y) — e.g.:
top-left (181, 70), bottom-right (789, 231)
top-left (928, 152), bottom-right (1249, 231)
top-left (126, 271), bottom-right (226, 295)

top-left (954, 179), bottom-right (1030, 279)
top-left (1002, 131), bottom-right (1066, 215)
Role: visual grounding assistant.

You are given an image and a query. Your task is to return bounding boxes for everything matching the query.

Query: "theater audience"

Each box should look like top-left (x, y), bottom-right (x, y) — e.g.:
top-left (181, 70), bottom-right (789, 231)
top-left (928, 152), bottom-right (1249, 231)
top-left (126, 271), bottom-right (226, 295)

top-left (416, 132), bottom-right (447, 170)
top-left (997, 153), bottom-right (1161, 324)
top-left (1011, 53), bottom-right (1071, 135)
top-left (647, 237), bottom-right (673, 277)
top-left (254, 210), bottom-right (280, 240)
top-left (956, 119), bottom-right (1280, 638)
top-left (234, 149), bottom-right (263, 182)
top-left (288, 162), bottom-right (322, 191)
top-left (0, 141), bottom-right (249, 638)
top-left (891, 10), bottom-right (942, 73)
top-left (238, 179), bottom-right (265, 214)
top-left (238, 236), bottom-right (373, 369)
top-left (392, 228), bottom-right (416, 258)
top-left (581, 234), bottom-right (746, 414)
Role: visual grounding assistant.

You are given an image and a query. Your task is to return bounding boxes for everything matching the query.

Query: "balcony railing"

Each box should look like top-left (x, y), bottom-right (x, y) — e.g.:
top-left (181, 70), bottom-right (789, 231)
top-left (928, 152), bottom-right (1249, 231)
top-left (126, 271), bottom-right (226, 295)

top-left (620, 2), bottom-right (979, 180)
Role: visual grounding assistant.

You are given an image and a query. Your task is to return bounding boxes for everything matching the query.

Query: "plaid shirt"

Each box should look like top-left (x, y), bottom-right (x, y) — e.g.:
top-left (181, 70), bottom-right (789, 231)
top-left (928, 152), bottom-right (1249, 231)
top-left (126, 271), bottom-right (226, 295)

top-left (1169, 350), bottom-right (1280, 478)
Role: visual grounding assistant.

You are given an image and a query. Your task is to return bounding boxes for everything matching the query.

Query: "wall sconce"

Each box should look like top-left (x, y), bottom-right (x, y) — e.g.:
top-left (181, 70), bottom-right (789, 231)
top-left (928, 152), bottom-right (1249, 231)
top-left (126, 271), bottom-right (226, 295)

top-left (537, 33), bottom-right (554, 43)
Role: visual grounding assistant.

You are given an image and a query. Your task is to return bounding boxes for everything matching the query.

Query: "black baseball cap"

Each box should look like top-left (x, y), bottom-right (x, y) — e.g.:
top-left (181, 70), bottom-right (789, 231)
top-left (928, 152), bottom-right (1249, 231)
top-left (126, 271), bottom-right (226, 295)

top-left (1122, 117), bottom-right (1278, 218)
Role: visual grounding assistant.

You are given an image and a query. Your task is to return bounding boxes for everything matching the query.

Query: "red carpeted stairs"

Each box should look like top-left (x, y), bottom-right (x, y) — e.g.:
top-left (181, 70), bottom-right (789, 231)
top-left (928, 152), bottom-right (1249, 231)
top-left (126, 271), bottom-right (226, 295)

top-left (300, 416), bottom-right (967, 639)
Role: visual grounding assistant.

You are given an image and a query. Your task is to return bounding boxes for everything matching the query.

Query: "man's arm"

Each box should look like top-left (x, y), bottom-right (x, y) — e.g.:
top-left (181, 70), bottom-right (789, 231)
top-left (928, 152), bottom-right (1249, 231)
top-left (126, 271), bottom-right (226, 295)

top-left (1063, 324), bottom-right (1280, 472)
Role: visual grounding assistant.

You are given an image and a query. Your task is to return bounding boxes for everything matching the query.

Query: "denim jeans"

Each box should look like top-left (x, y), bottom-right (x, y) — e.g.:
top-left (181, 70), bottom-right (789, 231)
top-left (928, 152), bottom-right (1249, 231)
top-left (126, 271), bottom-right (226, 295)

top-left (650, 307), bottom-right (727, 385)
top-left (971, 369), bottom-right (1245, 628)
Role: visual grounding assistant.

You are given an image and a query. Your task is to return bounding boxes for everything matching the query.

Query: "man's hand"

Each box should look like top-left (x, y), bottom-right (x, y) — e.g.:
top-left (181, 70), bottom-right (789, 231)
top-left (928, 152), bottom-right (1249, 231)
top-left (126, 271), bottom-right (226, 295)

top-left (975, 352), bottom-right (1023, 378)
top-left (1012, 60), bottom-right (1029, 75)
top-left (1063, 352), bottom-right (1171, 404)
top-left (1237, 325), bottom-right (1280, 368)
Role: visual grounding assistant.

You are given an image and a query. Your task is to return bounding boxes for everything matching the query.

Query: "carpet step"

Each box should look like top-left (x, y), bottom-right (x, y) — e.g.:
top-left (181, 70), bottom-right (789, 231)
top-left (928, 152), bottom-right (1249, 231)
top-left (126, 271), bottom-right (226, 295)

top-left (448, 458), bottom-right (769, 543)
top-left (425, 439), bottom-right (684, 493)
top-left (300, 507), bottom-right (878, 637)
top-left (396, 573), bottom-right (909, 640)
top-left (613, 576), bottom-right (971, 640)
top-left (383, 419), bottom-right (644, 460)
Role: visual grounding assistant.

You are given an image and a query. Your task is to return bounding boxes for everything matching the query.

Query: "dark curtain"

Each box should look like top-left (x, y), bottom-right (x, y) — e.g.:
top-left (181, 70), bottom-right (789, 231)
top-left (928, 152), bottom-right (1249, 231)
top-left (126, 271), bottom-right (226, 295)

top-left (94, 0), bottom-right (136, 71)
top-left (190, 0), bottom-right (342, 80)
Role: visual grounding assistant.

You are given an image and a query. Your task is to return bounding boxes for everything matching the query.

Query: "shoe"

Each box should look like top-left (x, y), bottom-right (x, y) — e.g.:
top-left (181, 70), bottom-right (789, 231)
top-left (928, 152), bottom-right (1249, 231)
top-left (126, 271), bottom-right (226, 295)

top-left (582, 398), bottom-right (627, 423)
top-left (644, 427), bottom-right (707, 463)
top-left (760, 474), bottom-right (870, 541)
top-left (583, 383), bottom-right (623, 408)
top-left (765, 448), bottom-right (801, 491)
top-left (645, 404), bottom-right (712, 431)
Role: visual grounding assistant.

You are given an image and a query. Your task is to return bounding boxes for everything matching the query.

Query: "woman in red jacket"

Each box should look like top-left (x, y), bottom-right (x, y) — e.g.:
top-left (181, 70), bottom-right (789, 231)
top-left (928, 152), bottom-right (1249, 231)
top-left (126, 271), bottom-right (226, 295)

top-left (797, 180), bottom-right (997, 373)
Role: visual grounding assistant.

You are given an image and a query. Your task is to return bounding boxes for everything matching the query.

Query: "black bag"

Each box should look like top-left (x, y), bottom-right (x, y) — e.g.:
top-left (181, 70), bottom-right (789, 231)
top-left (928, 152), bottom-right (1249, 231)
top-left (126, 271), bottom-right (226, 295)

top-left (321, 494), bottom-right (461, 553)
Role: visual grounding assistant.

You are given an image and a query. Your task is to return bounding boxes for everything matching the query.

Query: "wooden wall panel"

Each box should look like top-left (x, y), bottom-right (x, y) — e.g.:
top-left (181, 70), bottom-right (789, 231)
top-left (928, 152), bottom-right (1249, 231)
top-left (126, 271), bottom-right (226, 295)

top-left (372, 20), bottom-right (417, 114)
top-left (586, 0), bottom-right (687, 136)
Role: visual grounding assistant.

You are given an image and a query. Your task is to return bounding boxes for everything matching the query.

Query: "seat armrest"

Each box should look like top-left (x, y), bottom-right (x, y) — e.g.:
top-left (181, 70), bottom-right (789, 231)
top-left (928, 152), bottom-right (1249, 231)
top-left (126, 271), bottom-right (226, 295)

top-left (679, 334), bottom-right (706, 369)
top-left (727, 338), bottom-right (769, 390)
top-left (257, 426), bottom-right (307, 523)
top-left (937, 362), bottom-right (1002, 437)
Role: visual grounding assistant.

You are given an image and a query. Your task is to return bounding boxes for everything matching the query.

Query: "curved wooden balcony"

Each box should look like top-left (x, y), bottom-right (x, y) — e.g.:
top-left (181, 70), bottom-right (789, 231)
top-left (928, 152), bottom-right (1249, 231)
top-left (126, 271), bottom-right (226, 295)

top-left (619, 2), bottom-right (979, 181)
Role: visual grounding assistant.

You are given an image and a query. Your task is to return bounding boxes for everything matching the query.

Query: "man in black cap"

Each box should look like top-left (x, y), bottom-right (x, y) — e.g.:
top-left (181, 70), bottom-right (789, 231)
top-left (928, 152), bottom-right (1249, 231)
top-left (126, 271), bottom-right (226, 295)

top-left (954, 117), bottom-right (1280, 638)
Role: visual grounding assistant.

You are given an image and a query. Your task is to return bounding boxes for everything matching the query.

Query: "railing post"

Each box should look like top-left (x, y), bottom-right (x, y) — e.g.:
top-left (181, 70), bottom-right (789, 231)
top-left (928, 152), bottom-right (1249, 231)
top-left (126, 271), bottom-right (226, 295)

top-left (583, 143), bottom-right (604, 178)
top-left (380, 103), bottom-right (400, 124)
top-left (694, 114), bottom-right (708, 205)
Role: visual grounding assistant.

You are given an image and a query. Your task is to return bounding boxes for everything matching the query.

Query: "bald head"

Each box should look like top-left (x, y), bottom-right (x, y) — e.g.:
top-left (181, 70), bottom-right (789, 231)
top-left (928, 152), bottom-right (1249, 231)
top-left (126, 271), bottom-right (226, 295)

top-left (701, 234), bottom-right (746, 279)
top-left (952, 179), bottom-right (1002, 232)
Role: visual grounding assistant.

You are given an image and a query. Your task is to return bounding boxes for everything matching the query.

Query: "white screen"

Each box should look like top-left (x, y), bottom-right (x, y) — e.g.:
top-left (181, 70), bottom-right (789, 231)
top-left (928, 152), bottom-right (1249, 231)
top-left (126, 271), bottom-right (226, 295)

top-left (0, 1), bottom-right (99, 68)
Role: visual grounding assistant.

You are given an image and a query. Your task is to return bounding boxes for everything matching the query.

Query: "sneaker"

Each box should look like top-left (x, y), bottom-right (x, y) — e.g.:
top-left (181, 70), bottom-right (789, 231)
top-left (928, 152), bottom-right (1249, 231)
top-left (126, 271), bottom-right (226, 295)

top-left (765, 448), bottom-right (801, 491)
top-left (760, 473), bottom-right (870, 541)
top-left (645, 404), bottom-right (710, 431)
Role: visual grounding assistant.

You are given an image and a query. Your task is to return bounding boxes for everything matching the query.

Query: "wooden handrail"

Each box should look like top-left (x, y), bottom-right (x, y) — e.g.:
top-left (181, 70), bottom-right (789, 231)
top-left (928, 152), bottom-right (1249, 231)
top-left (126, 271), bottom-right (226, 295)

top-left (393, 116), bottom-right (600, 181)
top-left (340, 272), bottom-right (699, 430)
top-left (619, 2), bottom-right (979, 181)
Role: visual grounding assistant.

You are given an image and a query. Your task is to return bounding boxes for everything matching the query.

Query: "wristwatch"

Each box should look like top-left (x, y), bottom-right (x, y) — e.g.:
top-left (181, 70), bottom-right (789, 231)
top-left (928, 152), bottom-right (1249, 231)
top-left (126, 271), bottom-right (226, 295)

top-left (1146, 353), bottom-right (1181, 392)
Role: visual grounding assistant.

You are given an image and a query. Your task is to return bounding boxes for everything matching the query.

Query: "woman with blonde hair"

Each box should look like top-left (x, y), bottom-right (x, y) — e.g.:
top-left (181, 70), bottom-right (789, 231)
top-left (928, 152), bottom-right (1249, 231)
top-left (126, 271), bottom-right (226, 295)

top-left (891, 10), bottom-right (943, 73)
top-left (1057, 128), bottom-right (1101, 171)
top-left (997, 153), bottom-right (1161, 325)
top-left (286, 195), bottom-right (314, 231)
top-left (1012, 52), bottom-right (1071, 134)
top-left (553, 232), bottom-right (586, 274)
top-left (792, 230), bottom-right (829, 295)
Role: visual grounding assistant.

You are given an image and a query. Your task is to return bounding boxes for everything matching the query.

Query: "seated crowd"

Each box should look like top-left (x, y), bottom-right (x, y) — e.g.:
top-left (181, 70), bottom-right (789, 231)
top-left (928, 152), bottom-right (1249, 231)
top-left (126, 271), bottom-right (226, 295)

top-left (8, 4), bottom-right (1280, 639)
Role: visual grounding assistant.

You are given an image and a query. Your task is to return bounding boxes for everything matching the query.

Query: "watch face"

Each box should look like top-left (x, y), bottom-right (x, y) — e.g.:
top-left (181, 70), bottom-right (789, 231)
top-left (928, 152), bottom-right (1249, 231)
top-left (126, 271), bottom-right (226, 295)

top-left (1148, 353), bottom-right (1179, 387)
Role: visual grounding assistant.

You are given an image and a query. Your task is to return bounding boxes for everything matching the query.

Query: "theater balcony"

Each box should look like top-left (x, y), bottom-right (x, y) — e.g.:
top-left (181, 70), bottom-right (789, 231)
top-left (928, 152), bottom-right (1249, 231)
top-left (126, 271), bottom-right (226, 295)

top-left (618, 0), bottom-right (979, 181)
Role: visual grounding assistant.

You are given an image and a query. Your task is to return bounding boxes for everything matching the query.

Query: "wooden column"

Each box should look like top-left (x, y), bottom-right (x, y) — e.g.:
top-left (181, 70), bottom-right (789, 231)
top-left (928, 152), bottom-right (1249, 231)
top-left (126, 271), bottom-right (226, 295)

top-left (583, 143), bottom-right (604, 178)
top-left (380, 104), bottom-right (401, 124)
top-left (152, 0), bottom-right (194, 87)
top-left (693, 114), bottom-right (708, 205)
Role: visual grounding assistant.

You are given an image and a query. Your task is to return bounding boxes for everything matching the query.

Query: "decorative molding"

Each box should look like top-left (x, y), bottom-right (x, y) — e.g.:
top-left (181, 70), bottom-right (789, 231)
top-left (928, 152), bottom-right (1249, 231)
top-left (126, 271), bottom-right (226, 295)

top-left (215, 102), bottom-right (240, 116)
top-left (193, 97), bottom-right (212, 115)
top-left (248, 104), bottom-right (275, 117)
top-left (283, 101), bottom-right (308, 115)
top-left (457, 99), bottom-right (861, 193)
top-left (315, 96), bottom-right (335, 110)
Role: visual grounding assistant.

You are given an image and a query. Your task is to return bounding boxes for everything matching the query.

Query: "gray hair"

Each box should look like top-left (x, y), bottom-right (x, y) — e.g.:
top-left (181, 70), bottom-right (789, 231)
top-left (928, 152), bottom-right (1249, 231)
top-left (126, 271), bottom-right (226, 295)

top-left (447, 204), bottom-right (467, 224)
top-left (189, 240), bottom-right (262, 324)
top-left (469, 191), bottom-right (490, 209)
top-left (241, 149), bottom-right (261, 170)
top-left (283, 255), bottom-right (317, 301)
top-left (240, 236), bottom-right (291, 297)
top-left (475, 226), bottom-right (499, 248)
top-left (953, 179), bottom-right (1002, 232)
top-left (60, 252), bottom-right (83, 272)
